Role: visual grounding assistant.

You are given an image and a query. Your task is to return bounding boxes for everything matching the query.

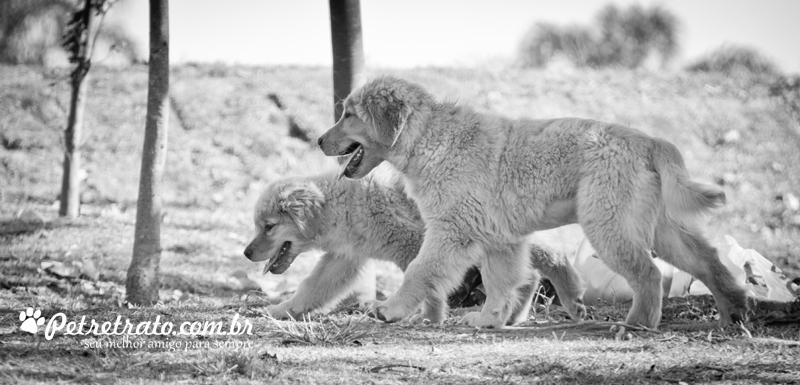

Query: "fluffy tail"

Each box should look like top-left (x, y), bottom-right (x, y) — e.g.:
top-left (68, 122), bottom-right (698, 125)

top-left (652, 138), bottom-right (725, 218)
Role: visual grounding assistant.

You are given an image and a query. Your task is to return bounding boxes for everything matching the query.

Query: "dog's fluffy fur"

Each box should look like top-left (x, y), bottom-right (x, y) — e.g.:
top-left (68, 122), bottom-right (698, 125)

top-left (318, 76), bottom-right (748, 328)
top-left (244, 173), bottom-right (586, 324)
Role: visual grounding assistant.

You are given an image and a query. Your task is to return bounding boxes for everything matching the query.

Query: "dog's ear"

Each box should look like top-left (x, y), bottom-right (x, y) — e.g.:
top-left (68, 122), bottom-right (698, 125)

top-left (278, 182), bottom-right (325, 237)
top-left (363, 97), bottom-right (413, 147)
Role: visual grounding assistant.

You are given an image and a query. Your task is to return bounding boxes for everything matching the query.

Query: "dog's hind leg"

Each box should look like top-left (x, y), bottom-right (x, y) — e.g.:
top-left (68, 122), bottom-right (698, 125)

top-left (461, 241), bottom-right (531, 328)
top-left (578, 164), bottom-right (663, 329)
top-left (507, 270), bottom-right (540, 326)
top-left (529, 244), bottom-right (587, 321)
top-left (371, 230), bottom-right (482, 323)
top-left (653, 215), bottom-right (748, 326)
top-left (267, 252), bottom-right (367, 320)
top-left (589, 234), bottom-right (662, 328)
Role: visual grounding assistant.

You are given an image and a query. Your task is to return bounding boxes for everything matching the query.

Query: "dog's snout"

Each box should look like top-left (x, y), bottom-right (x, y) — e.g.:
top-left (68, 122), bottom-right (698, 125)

top-left (243, 247), bottom-right (253, 258)
top-left (317, 137), bottom-right (323, 147)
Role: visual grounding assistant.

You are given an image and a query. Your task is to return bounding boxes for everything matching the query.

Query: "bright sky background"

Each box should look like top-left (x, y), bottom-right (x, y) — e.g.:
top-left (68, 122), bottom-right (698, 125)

top-left (110, 0), bottom-right (800, 73)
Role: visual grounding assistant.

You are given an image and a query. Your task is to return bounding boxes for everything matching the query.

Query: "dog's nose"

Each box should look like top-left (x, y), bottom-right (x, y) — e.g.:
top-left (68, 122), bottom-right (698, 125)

top-left (243, 247), bottom-right (253, 258)
top-left (317, 137), bottom-right (324, 147)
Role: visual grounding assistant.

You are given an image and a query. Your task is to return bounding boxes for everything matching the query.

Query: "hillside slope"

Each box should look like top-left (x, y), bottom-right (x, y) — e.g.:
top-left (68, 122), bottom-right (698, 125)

top-left (1, 64), bottom-right (798, 293)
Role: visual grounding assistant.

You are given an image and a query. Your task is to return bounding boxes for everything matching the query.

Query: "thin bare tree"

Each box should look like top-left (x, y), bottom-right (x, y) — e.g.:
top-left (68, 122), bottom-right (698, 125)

top-left (126, 0), bottom-right (169, 305)
top-left (59, 0), bottom-right (114, 218)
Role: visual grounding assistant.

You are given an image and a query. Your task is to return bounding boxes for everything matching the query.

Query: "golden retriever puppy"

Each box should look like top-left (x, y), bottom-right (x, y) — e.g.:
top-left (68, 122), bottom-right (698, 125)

top-left (243, 173), bottom-right (586, 324)
top-left (318, 76), bottom-right (748, 329)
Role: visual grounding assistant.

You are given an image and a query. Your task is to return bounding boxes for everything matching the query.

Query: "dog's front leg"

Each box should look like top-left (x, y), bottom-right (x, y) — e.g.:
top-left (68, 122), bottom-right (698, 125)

top-left (267, 252), bottom-right (366, 320)
top-left (528, 244), bottom-right (587, 321)
top-left (506, 272), bottom-right (540, 326)
top-left (371, 230), bottom-right (481, 324)
top-left (461, 241), bottom-right (530, 328)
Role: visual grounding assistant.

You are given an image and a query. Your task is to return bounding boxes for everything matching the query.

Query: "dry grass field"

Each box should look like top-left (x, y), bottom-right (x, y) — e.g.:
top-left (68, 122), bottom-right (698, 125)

top-left (1, 64), bottom-right (799, 384)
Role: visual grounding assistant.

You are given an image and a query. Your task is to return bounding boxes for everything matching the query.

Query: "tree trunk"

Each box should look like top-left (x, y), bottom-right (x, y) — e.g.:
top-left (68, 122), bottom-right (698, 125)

top-left (59, 1), bottom-right (95, 219)
top-left (329, 0), bottom-right (374, 303)
top-left (126, 0), bottom-right (169, 306)
top-left (329, 0), bottom-right (365, 121)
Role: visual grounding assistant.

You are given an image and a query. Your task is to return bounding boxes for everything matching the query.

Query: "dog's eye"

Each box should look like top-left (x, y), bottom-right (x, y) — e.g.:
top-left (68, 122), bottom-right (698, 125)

top-left (264, 223), bottom-right (275, 233)
top-left (344, 111), bottom-right (352, 119)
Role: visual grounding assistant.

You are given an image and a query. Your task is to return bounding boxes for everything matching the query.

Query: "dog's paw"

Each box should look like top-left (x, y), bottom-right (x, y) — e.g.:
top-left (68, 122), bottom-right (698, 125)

top-left (609, 325), bottom-right (632, 341)
top-left (408, 311), bottom-right (445, 325)
top-left (718, 306), bottom-right (748, 328)
top-left (408, 313), bottom-right (432, 325)
top-left (565, 299), bottom-right (587, 322)
top-left (368, 300), bottom-right (407, 323)
top-left (459, 311), bottom-right (505, 329)
top-left (265, 304), bottom-right (291, 319)
top-left (408, 306), bottom-right (445, 325)
top-left (353, 301), bottom-right (372, 314)
top-left (624, 310), bottom-right (660, 330)
top-left (506, 310), bottom-right (530, 326)
top-left (266, 303), bottom-right (304, 320)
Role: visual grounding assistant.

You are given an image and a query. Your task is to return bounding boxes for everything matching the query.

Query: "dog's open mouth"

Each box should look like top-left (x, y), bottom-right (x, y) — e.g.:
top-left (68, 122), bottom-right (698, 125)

top-left (338, 143), bottom-right (363, 180)
top-left (263, 241), bottom-right (296, 275)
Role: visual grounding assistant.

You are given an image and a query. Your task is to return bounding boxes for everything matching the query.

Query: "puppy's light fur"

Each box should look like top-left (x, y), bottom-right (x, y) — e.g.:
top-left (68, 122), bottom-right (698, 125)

top-left (245, 173), bottom-right (586, 323)
top-left (318, 76), bottom-right (748, 329)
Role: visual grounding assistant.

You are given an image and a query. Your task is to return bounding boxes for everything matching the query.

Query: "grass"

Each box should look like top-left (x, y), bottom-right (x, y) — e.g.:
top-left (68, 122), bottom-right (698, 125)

top-left (190, 345), bottom-right (279, 379)
top-left (1, 63), bottom-right (799, 383)
top-left (268, 314), bottom-right (375, 346)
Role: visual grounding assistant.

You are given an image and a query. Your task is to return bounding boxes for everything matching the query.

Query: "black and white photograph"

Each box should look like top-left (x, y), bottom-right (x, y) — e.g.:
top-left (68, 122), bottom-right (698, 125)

top-left (1, 0), bottom-right (799, 383)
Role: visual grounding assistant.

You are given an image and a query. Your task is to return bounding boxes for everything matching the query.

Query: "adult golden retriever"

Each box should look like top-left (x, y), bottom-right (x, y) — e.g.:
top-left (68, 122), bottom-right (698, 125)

top-left (318, 76), bottom-right (747, 329)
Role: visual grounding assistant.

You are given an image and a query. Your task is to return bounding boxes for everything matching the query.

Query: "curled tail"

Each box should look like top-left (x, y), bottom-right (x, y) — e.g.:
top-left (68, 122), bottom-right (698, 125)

top-left (652, 138), bottom-right (725, 218)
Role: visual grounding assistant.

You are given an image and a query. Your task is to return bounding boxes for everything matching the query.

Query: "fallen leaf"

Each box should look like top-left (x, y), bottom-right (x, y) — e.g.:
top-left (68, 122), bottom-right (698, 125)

top-left (41, 260), bottom-right (81, 279)
top-left (81, 258), bottom-right (100, 281)
top-left (17, 209), bottom-right (46, 224)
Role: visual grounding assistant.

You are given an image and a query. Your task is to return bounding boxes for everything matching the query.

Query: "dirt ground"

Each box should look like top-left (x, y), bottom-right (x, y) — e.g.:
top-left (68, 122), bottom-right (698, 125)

top-left (1, 293), bottom-right (799, 384)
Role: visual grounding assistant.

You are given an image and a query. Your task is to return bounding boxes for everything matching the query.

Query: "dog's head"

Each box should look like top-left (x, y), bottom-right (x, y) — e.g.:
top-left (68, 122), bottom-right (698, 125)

top-left (318, 76), bottom-right (431, 179)
top-left (243, 178), bottom-right (325, 274)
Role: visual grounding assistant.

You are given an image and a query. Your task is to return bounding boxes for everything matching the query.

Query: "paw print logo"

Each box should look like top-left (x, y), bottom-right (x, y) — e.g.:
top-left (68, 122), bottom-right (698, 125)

top-left (19, 307), bottom-right (45, 334)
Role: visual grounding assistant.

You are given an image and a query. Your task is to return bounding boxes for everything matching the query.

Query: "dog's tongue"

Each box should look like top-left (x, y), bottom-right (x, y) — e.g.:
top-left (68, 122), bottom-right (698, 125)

top-left (262, 252), bottom-right (280, 275)
top-left (269, 252), bottom-right (299, 275)
top-left (337, 144), bottom-right (362, 180)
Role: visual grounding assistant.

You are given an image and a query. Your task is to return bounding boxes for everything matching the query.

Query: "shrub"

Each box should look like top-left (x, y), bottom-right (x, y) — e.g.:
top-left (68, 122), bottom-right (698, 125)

top-left (519, 23), bottom-right (598, 68)
top-left (770, 76), bottom-right (800, 124)
top-left (686, 45), bottom-right (780, 77)
top-left (0, 0), bottom-right (73, 65)
top-left (0, 0), bottom-right (139, 66)
top-left (519, 4), bottom-right (679, 69)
